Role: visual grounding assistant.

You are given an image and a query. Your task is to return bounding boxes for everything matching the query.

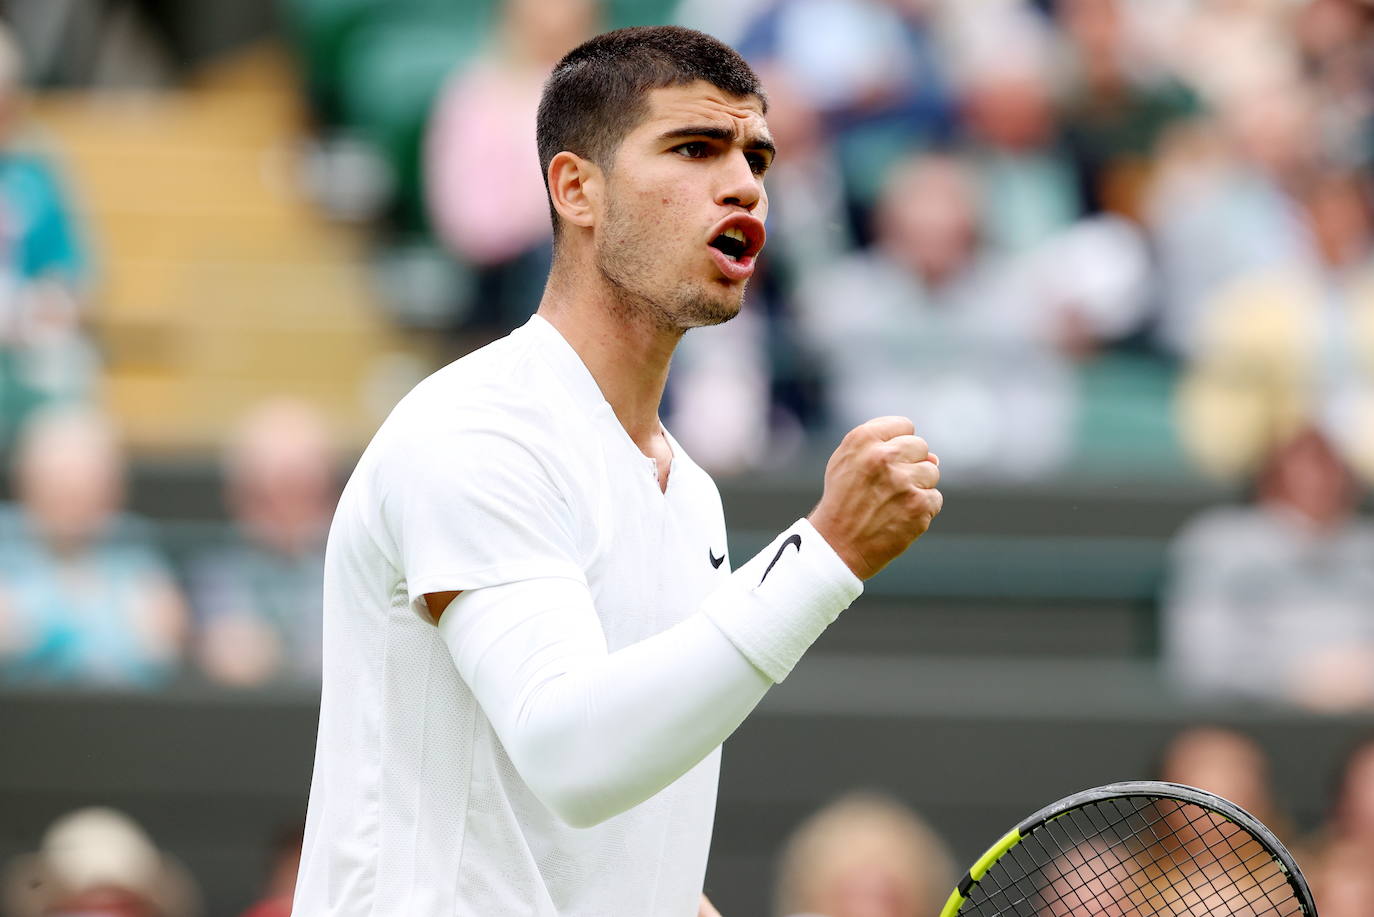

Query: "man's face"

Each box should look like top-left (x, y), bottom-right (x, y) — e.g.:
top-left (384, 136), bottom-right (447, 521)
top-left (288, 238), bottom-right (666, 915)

top-left (593, 81), bottom-right (772, 330)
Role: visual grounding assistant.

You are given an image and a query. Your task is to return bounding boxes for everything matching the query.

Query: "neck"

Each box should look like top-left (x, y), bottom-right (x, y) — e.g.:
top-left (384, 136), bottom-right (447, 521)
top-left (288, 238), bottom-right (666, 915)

top-left (537, 252), bottom-right (682, 452)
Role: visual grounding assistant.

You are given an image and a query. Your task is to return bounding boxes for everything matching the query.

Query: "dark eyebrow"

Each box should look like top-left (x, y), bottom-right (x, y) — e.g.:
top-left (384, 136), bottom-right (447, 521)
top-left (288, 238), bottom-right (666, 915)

top-left (658, 125), bottom-right (777, 159)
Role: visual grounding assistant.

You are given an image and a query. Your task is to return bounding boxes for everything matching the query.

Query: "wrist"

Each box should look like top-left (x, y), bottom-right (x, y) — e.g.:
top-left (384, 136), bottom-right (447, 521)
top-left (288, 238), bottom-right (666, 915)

top-left (806, 509), bottom-right (869, 580)
top-left (702, 518), bottom-right (863, 683)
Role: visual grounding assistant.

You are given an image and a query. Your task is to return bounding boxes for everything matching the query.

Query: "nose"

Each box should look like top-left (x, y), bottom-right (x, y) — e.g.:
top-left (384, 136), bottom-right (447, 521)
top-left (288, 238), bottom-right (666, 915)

top-left (716, 151), bottom-right (763, 212)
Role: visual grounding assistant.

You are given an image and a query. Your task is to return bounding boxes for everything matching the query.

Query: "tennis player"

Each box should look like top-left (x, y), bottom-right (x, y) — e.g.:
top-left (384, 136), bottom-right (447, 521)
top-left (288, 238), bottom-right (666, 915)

top-left (292, 25), bottom-right (941, 917)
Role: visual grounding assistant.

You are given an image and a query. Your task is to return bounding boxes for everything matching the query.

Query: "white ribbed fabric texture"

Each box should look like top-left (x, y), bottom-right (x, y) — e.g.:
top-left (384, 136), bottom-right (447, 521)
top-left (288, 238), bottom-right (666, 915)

top-left (703, 518), bottom-right (864, 683)
top-left (437, 578), bottom-right (771, 829)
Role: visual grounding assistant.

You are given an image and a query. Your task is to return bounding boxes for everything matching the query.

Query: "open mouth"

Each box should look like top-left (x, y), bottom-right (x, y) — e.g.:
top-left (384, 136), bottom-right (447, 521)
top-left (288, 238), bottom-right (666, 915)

top-left (709, 227), bottom-right (749, 261)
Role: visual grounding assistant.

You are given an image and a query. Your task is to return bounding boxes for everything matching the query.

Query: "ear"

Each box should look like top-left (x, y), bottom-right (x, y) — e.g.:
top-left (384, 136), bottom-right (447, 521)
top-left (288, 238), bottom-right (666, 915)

top-left (548, 151), bottom-right (602, 231)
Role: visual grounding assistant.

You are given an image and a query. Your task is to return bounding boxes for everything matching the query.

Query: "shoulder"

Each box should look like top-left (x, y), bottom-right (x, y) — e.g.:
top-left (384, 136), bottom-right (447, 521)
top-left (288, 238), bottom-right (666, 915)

top-left (367, 323), bottom-right (602, 501)
top-left (383, 327), bottom-right (568, 450)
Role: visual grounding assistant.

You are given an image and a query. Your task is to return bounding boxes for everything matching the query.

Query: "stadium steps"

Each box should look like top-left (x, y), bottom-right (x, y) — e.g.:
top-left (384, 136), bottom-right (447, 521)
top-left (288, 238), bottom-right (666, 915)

top-left (27, 42), bottom-right (433, 455)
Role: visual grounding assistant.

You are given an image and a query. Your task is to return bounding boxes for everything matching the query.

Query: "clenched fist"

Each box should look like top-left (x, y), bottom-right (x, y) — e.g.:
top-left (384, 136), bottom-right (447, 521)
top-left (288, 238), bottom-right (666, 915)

top-left (808, 416), bottom-right (942, 580)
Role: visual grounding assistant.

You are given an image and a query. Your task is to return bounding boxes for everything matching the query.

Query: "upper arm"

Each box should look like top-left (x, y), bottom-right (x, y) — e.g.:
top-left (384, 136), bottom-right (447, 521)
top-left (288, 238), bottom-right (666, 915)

top-left (381, 418), bottom-right (587, 621)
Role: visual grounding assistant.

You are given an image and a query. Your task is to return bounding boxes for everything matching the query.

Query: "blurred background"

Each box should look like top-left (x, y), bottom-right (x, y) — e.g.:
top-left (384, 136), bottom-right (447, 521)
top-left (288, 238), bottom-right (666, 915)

top-left (0, 0), bottom-right (1371, 915)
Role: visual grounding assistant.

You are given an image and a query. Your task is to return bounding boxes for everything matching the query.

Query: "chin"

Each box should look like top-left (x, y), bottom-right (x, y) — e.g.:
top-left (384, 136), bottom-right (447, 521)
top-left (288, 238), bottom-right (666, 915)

top-left (676, 284), bottom-right (746, 330)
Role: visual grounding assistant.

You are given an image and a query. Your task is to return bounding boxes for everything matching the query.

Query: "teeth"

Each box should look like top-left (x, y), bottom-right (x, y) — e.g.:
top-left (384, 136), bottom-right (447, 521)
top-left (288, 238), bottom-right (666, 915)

top-left (710, 231), bottom-right (748, 260)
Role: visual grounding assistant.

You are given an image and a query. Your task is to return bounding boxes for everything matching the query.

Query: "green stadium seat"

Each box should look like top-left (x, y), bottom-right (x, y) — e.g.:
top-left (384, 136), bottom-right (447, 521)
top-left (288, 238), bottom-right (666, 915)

top-left (605, 0), bottom-right (680, 28)
top-left (279, 0), bottom-right (385, 124)
top-left (1072, 352), bottom-right (1186, 476)
top-left (338, 10), bottom-right (488, 230)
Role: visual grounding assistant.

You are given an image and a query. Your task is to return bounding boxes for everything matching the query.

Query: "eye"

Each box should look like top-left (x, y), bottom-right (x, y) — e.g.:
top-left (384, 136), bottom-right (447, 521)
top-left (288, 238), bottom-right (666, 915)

top-left (746, 153), bottom-right (771, 176)
top-left (674, 141), bottom-right (710, 159)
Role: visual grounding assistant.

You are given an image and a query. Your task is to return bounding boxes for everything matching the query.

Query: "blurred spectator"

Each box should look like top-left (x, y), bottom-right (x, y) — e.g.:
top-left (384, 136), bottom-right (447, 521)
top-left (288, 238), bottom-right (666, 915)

top-left (1145, 65), bottom-right (1322, 357)
top-left (773, 790), bottom-right (954, 917)
top-left (1053, 0), bottom-right (1198, 220)
top-left (189, 400), bottom-right (338, 688)
top-left (1164, 427), bottom-right (1374, 708)
top-left (1305, 733), bottom-right (1374, 915)
top-left (794, 151), bottom-right (1077, 479)
top-left (236, 819), bottom-right (305, 917)
top-left (733, 0), bottom-right (956, 223)
top-left (424, 0), bottom-right (599, 330)
top-left (1176, 170), bottom-right (1374, 481)
top-left (1164, 0), bottom-right (1297, 108)
top-left (1292, 0), bottom-right (1374, 171)
top-left (0, 407), bottom-right (187, 688)
top-left (0, 806), bottom-right (201, 917)
top-left (1308, 839), bottom-right (1374, 917)
top-left (0, 23), bottom-right (95, 446)
top-left (1040, 839), bottom-right (1134, 917)
top-left (947, 4), bottom-right (1082, 253)
top-left (1156, 726), bottom-right (1292, 841)
top-left (1015, 214), bottom-right (1153, 359)
top-left (672, 0), bottom-right (772, 48)
top-left (668, 311), bottom-right (773, 474)
top-left (1324, 735), bottom-right (1374, 850)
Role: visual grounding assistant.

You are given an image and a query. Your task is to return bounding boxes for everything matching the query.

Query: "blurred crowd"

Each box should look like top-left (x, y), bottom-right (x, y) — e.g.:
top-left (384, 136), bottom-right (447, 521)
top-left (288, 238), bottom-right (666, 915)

top-left (0, 398), bottom-right (338, 690)
top-left (0, 1), bottom-right (1371, 912)
top-left (2, 725), bottom-right (1372, 916)
top-left (405, 0), bottom-right (1374, 481)
top-left (0, 11), bottom-right (338, 691)
top-left (0, 1), bottom-right (1363, 704)
top-left (412, 0), bottom-right (1374, 710)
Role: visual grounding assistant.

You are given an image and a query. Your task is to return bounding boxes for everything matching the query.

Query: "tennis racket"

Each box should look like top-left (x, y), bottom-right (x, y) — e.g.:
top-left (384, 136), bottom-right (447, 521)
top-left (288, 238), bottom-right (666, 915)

top-left (940, 780), bottom-right (1315, 917)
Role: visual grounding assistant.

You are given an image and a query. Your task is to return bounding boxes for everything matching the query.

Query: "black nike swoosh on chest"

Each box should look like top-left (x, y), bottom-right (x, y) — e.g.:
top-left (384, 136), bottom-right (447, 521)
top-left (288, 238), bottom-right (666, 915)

top-left (758, 533), bottom-right (802, 586)
top-left (709, 548), bottom-right (725, 569)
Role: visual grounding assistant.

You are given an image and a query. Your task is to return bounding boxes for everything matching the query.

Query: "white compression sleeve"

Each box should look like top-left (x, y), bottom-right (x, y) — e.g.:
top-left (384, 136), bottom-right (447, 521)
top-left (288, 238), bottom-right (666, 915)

top-left (436, 518), bottom-right (862, 829)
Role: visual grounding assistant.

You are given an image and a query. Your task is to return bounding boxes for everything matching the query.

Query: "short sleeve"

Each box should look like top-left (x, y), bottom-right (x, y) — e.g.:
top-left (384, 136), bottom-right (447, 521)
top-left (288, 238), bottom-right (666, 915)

top-left (380, 420), bottom-right (587, 620)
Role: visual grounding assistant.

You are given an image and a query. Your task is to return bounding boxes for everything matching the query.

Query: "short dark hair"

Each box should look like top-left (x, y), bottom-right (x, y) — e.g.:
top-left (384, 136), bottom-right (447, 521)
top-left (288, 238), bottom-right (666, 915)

top-left (535, 25), bottom-right (766, 233)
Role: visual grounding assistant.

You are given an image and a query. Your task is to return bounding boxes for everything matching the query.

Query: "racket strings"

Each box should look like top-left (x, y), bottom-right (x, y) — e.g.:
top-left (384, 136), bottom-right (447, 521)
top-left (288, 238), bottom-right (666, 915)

top-left (1167, 802), bottom-right (1291, 914)
top-left (980, 797), bottom-right (1184, 917)
top-left (1049, 799), bottom-right (1288, 917)
top-left (961, 796), bottom-right (1303, 917)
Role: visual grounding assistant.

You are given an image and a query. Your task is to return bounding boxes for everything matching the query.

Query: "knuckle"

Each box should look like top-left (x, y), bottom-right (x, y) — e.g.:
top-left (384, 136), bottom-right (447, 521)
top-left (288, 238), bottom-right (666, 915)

top-left (851, 425), bottom-right (880, 448)
top-left (870, 415), bottom-right (913, 439)
top-left (923, 463), bottom-right (941, 488)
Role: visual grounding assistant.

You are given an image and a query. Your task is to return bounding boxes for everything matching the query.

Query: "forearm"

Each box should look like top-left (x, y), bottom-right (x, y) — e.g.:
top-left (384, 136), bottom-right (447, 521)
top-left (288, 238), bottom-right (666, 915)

top-left (438, 520), bottom-right (862, 827)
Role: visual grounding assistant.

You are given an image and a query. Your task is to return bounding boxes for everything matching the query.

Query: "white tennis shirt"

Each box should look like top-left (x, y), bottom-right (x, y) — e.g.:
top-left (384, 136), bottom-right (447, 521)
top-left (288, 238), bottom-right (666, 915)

top-left (294, 315), bottom-right (861, 916)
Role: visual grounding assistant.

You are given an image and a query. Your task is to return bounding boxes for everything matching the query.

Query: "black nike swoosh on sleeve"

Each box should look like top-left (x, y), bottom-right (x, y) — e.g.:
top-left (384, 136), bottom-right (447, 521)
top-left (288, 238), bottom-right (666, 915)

top-left (758, 533), bottom-right (802, 586)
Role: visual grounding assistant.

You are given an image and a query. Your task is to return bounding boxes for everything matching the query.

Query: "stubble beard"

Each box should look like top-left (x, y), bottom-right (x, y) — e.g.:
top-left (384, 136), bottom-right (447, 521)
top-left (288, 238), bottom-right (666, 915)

top-left (595, 198), bottom-right (745, 333)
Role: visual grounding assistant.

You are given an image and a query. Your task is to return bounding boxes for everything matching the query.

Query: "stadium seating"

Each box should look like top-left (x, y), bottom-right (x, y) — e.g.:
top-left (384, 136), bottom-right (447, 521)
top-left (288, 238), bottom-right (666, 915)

top-left (27, 43), bottom-right (436, 454)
